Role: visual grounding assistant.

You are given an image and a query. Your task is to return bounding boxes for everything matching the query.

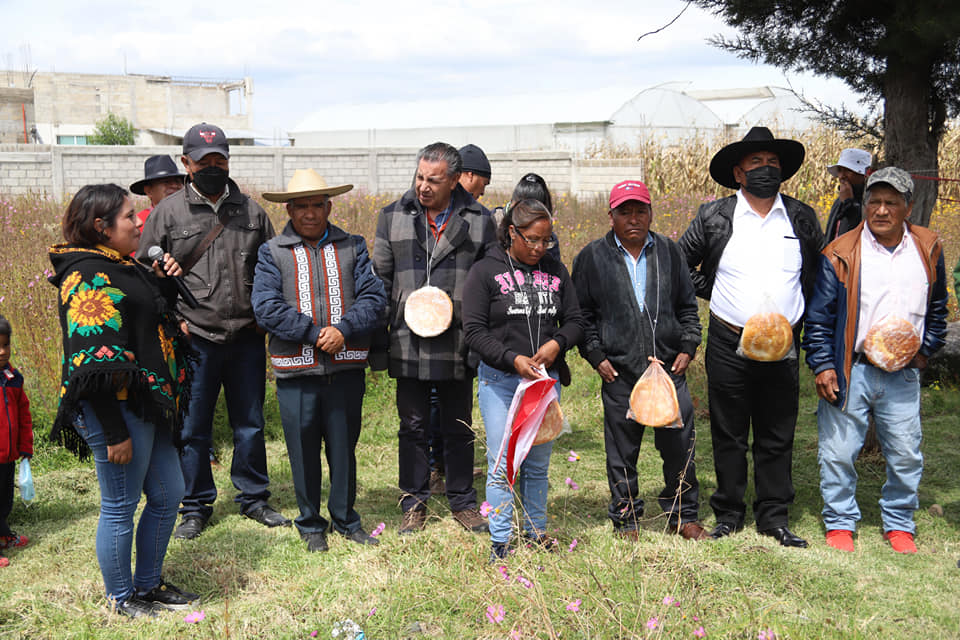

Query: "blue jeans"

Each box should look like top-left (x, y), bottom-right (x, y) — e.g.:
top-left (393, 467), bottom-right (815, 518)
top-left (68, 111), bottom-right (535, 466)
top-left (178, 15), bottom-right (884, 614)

top-left (478, 362), bottom-right (558, 544)
top-left (817, 362), bottom-right (923, 533)
top-left (179, 332), bottom-right (270, 519)
top-left (76, 401), bottom-right (184, 604)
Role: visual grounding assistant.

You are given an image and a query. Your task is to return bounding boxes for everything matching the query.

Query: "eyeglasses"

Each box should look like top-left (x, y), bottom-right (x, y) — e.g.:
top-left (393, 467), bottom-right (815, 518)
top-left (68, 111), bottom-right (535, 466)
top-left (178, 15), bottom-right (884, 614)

top-left (512, 227), bottom-right (557, 250)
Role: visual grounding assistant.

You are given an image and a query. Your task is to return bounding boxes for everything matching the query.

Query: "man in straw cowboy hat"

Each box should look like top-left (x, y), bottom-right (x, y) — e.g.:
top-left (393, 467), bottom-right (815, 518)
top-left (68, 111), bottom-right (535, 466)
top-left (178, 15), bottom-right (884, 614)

top-left (253, 170), bottom-right (386, 552)
top-left (679, 126), bottom-right (825, 548)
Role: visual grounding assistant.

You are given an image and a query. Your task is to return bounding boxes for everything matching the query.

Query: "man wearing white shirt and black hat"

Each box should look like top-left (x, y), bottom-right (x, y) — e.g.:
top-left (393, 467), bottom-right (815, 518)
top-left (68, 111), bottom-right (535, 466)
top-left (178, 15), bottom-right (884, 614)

top-left (679, 126), bottom-right (825, 548)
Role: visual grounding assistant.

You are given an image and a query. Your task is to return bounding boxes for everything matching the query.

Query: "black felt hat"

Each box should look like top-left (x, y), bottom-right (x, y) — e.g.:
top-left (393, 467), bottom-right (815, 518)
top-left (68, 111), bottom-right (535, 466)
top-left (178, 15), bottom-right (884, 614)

top-left (130, 155), bottom-right (186, 195)
top-left (709, 126), bottom-right (805, 189)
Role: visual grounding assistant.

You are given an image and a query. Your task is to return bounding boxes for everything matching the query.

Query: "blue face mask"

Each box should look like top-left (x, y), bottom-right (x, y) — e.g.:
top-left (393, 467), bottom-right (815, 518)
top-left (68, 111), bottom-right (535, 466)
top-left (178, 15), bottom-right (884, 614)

top-left (743, 165), bottom-right (781, 198)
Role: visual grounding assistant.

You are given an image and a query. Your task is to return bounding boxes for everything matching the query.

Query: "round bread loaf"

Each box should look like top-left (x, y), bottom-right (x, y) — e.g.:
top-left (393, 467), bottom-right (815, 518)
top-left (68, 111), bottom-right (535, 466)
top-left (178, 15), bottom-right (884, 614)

top-left (740, 312), bottom-right (793, 361)
top-left (533, 400), bottom-right (563, 445)
top-left (404, 286), bottom-right (453, 338)
top-left (864, 316), bottom-right (920, 372)
top-left (629, 368), bottom-right (680, 427)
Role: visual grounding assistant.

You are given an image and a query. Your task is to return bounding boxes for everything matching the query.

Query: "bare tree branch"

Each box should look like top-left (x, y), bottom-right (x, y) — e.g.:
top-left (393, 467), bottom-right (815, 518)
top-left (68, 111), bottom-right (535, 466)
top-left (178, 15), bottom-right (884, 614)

top-left (638, 2), bottom-right (691, 42)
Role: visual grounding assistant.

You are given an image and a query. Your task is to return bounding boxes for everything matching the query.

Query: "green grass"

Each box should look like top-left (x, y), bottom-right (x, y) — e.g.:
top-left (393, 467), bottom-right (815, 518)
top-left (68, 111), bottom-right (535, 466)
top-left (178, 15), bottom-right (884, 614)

top-left (3, 354), bottom-right (960, 639)
top-left (2, 172), bottom-right (960, 638)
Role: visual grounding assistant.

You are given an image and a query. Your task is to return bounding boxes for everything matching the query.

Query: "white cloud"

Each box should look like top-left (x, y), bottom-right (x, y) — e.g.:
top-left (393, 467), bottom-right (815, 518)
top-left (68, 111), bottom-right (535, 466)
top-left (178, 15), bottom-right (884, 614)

top-left (3, 0), bottom-right (864, 133)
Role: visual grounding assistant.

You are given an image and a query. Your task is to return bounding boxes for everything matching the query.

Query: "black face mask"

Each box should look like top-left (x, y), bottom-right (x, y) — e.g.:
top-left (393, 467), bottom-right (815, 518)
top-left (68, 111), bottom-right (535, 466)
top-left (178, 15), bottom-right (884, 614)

top-left (191, 166), bottom-right (229, 196)
top-left (742, 165), bottom-right (782, 199)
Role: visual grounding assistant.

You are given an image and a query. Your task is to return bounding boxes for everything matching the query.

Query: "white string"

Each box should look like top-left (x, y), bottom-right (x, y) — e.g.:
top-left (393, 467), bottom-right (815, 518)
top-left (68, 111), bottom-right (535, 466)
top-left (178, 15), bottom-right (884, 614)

top-left (424, 214), bottom-right (440, 287)
top-left (505, 248), bottom-right (543, 358)
top-left (632, 242), bottom-right (660, 362)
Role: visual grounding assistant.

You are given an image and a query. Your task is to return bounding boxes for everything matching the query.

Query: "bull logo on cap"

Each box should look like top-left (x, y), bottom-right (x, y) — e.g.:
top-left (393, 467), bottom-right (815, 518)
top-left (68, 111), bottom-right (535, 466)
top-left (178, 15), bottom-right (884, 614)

top-left (198, 129), bottom-right (218, 143)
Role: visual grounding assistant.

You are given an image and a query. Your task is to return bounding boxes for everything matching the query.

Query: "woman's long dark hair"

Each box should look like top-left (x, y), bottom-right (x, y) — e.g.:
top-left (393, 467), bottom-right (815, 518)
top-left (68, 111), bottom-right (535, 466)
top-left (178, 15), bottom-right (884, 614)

top-left (62, 184), bottom-right (128, 247)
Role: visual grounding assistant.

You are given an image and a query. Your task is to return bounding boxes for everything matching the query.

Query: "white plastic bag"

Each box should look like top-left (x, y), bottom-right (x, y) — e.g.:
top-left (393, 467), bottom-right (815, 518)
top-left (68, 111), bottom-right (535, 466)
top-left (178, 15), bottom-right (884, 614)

top-left (18, 458), bottom-right (35, 504)
top-left (737, 293), bottom-right (795, 361)
top-left (627, 358), bottom-right (681, 428)
top-left (863, 314), bottom-right (921, 372)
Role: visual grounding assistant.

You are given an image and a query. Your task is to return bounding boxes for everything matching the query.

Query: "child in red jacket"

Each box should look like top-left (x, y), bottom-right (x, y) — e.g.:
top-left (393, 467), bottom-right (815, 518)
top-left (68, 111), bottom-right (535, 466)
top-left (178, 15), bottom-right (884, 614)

top-left (0, 314), bottom-right (33, 567)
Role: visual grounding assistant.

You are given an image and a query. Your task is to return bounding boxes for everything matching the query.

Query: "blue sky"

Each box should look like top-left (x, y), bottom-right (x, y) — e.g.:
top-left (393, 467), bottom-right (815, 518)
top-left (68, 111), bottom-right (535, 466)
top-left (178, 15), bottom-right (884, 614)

top-left (2, 0), bottom-right (863, 136)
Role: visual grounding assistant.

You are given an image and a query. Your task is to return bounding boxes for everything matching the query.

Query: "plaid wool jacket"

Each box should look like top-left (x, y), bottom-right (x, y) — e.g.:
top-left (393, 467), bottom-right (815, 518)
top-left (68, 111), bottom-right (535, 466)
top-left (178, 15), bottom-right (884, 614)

top-left (372, 184), bottom-right (496, 380)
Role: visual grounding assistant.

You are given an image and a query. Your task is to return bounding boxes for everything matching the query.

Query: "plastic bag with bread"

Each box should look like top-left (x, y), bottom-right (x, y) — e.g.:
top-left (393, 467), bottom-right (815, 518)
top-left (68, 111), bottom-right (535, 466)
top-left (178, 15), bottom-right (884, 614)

top-left (627, 358), bottom-right (681, 428)
top-left (863, 314), bottom-right (920, 372)
top-left (736, 293), bottom-right (795, 362)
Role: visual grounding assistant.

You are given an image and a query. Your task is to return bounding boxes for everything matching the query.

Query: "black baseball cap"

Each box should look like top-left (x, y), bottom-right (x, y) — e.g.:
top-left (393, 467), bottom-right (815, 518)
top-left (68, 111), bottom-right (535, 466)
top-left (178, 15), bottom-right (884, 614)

top-left (182, 123), bottom-right (230, 161)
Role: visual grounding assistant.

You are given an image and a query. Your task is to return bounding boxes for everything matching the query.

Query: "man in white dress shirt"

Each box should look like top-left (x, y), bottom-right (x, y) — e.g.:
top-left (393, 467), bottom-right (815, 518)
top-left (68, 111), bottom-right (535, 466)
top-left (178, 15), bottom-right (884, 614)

top-left (802, 167), bottom-right (948, 554)
top-left (679, 127), bottom-right (825, 548)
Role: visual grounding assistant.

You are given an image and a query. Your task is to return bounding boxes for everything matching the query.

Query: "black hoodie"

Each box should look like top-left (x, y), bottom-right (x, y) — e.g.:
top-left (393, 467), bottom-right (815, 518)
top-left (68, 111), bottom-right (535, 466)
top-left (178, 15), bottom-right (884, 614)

top-left (462, 245), bottom-right (583, 373)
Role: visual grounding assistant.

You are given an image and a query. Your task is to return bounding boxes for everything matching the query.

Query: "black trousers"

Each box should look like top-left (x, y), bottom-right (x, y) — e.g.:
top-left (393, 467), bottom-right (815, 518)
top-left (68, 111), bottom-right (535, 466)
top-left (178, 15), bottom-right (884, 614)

top-left (276, 371), bottom-right (364, 535)
top-left (602, 372), bottom-right (700, 530)
top-left (396, 377), bottom-right (477, 512)
top-left (0, 461), bottom-right (14, 537)
top-left (705, 320), bottom-right (799, 530)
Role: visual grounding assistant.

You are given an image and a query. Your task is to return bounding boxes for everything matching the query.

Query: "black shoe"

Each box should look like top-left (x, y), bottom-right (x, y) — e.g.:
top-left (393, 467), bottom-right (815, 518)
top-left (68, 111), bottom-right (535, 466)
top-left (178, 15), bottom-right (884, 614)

top-left (115, 596), bottom-right (159, 619)
top-left (342, 528), bottom-right (380, 546)
top-left (245, 505), bottom-right (291, 528)
top-left (523, 533), bottom-right (560, 553)
top-left (137, 580), bottom-right (200, 611)
top-left (489, 541), bottom-right (511, 563)
top-left (173, 516), bottom-right (207, 540)
top-left (709, 522), bottom-right (742, 539)
top-left (759, 526), bottom-right (808, 548)
top-left (302, 531), bottom-right (328, 552)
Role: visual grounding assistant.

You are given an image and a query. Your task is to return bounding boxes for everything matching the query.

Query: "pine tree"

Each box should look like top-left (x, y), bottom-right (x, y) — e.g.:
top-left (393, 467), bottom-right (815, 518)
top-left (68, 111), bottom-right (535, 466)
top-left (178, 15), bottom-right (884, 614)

top-left (692, 0), bottom-right (960, 226)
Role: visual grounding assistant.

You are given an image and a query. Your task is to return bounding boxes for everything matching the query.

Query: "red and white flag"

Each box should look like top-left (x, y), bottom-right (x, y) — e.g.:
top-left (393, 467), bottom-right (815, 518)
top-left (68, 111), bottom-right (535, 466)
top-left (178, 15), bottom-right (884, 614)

top-left (492, 374), bottom-right (559, 486)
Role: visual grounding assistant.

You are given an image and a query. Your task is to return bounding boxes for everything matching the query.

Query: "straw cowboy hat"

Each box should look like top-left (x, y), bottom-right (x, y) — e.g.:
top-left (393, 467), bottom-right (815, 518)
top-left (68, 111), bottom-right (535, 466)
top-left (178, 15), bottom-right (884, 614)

top-left (709, 126), bottom-right (805, 190)
top-left (262, 169), bottom-right (353, 202)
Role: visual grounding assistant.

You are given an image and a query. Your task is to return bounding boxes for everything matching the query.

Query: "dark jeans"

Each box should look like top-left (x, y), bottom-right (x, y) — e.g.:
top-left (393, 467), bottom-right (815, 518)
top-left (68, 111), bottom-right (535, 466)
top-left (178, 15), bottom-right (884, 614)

top-left (276, 371), bottom-right (365, 535)
top-left (428, 386), bottom-right (444, 473)
top-left (396, 377), bottom-right (477, 512)
top-left (179, 331), bottom-right (270, 520)
top-left (602, 371), bottom-right (700, 530)
top-left (0, 461), bottom-right (13, 537)
top-left (705, 320), bottom-right (799, 530)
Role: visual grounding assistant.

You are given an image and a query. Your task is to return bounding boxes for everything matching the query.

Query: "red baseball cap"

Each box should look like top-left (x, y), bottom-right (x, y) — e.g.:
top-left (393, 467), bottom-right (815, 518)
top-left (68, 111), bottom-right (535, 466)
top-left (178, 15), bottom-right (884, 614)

top-left (609, 180), bottom-right (651, 209)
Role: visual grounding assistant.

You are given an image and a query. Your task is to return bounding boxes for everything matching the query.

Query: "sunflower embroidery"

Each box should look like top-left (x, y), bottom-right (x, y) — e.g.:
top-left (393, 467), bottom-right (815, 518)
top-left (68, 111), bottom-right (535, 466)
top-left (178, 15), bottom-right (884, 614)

top-left (158, 324), bottom-right (176, 376)
top-left (60, 271), bottom-right (82, 303)
top-left (66, 278), bottom-right (125, 337)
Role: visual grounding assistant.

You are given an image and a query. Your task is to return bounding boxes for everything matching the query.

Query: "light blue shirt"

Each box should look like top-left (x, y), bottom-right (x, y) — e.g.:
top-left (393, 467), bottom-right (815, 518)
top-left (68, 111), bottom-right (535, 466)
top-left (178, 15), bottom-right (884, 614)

top-left (615, 232), bottom-right (655, 312)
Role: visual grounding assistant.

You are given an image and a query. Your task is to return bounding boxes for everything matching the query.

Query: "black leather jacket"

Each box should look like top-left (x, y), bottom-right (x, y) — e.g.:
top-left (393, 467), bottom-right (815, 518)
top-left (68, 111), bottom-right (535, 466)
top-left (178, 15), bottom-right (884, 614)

top-left (678, 194), bottom-right (825, 306)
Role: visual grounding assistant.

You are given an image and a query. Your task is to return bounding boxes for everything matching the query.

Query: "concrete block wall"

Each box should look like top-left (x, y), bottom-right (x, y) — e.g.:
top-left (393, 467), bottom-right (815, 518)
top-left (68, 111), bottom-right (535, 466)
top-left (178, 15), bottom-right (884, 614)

top-left (0, 145), bottom-right (643, 200)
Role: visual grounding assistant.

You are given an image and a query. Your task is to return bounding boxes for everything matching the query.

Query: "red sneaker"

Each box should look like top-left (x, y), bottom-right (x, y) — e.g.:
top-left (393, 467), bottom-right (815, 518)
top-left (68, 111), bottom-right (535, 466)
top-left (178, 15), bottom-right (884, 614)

top-left (825, 529), bottom-right (855, 552)
top-left (0, 554), bottom-right (8, 568)
top-left (0, 534), bottom-right (28, 549)
top-left (883, 530), bottom-right (917, 554)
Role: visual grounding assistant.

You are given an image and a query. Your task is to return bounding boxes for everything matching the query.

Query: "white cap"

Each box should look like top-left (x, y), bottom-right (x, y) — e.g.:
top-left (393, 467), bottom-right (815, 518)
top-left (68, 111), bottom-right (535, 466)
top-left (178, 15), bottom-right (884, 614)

top-left (828, 148), bottom-right (872, 177)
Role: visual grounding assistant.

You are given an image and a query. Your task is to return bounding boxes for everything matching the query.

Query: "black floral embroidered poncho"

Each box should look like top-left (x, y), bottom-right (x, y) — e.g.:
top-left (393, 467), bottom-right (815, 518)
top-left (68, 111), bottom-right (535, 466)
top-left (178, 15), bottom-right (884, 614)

top-left (48, 244), bottom-right (192, 458)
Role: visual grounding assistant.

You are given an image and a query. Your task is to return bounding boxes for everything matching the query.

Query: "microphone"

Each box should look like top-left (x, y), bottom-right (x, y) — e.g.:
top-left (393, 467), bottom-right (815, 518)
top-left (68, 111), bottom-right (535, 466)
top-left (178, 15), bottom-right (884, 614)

top-left (147, 246), bottom-right (199, 309)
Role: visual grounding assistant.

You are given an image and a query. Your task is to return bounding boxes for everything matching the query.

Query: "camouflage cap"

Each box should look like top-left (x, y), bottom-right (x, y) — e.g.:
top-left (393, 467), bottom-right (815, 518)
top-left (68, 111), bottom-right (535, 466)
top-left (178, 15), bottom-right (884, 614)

top-left (865, 166), bottom-right (913, 196)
